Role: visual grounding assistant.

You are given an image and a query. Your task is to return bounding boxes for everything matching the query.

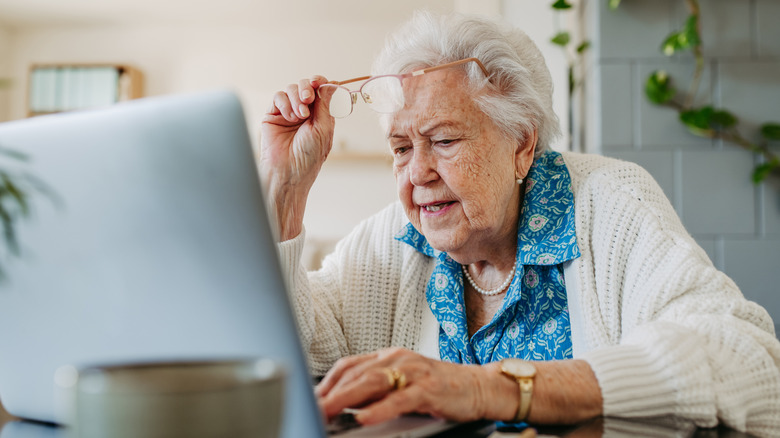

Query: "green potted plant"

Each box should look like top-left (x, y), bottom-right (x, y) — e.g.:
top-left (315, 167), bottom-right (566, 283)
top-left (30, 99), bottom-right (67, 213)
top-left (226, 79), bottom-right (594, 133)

top-left (0, 78), bottom-right (56, 278)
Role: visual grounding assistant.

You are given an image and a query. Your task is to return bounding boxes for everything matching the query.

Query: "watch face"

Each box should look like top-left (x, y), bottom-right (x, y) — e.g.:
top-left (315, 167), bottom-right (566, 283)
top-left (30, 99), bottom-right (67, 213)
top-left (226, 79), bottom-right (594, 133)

top-left (502, 359), bottom-right (536, 377)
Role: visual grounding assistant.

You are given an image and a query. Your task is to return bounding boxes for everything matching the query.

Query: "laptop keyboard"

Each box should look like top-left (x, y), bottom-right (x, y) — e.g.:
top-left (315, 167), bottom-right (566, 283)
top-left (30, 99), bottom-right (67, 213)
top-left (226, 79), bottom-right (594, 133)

top-left (326, 411), bottom-right (363, 435)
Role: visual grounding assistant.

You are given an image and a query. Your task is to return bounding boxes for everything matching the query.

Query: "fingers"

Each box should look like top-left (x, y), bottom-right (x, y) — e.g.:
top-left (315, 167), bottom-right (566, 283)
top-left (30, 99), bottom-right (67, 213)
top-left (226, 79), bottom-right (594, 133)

top-left (308, 74), bottom-right (329, 88)
top-left (268, 84), bottom-right (307, 122)
top-left (298, 78), bottom-right (315, 106)
top-left (309, 75), bottom-right (336, 119)
top-left (320, 367), bottom-right (402, 418)
top-left (316, 352), bottom-right (377, 398)
top-left (318, 348), bottom-right (421, 419)
top-left (318, 347), bottom-right (410, 399)
top-left (265, 75), bottom-right (331, 124)
top-left (317, 350), bottom-right (494, 427)
top-left (354, 385), bottom-right (427, 425)
top-left (301, 76), bottom-right (330, 105)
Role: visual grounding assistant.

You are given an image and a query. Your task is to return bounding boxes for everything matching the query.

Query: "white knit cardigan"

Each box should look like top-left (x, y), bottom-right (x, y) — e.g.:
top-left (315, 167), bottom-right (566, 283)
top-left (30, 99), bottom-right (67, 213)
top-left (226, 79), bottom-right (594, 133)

top-left (278, 152), bottom-right (780, 436)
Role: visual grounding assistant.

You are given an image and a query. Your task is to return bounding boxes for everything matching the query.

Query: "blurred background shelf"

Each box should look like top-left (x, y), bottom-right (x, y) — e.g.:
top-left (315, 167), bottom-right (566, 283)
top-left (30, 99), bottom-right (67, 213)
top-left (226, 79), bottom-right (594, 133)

top-left (27, 64), bottom-right (143, 117)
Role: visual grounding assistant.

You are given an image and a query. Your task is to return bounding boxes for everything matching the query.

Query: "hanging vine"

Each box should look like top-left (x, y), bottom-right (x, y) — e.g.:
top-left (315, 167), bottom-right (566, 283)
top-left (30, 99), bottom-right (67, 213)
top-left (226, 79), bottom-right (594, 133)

top-left (613, 0), bottom-right (780, 183)
top-left (551, 0), bottom-right (780, 183)
top-left (550, 0), bottom-right (590, 95)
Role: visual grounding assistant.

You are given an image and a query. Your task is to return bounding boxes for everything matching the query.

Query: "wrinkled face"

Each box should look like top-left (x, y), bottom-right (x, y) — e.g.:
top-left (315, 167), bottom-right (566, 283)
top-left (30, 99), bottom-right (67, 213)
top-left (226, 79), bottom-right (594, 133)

top-left (388, 69), bottom-right (534, 263)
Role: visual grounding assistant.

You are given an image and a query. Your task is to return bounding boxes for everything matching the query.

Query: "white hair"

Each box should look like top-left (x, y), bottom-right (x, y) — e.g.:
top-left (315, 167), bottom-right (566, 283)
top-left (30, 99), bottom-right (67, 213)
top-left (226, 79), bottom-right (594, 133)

top-left (372, 11), bottom-right (560, 156)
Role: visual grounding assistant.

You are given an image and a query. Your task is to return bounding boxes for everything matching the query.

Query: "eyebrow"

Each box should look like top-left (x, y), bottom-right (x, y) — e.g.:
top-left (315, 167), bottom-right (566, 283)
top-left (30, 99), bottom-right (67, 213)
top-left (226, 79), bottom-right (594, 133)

top-left (387, 120), bottom-right (462, 139)
top-left (419, 120), bottom-right (461, 136)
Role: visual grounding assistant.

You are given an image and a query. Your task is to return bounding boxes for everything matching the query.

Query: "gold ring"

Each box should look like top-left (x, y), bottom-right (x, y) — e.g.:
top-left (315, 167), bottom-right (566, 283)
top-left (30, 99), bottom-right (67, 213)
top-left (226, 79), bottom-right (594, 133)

top-left (380, 368), bottom-right (408, 390)
top-left (381, 368), bottom-right (395, 388)
top-left (391, 368), bottom-right (407, 390)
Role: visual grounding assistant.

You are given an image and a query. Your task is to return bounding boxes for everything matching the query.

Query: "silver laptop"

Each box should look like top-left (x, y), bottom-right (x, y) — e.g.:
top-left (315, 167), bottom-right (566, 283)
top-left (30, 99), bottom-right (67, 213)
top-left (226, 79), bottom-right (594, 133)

top-left (0, 91), bottom-right (456, 438)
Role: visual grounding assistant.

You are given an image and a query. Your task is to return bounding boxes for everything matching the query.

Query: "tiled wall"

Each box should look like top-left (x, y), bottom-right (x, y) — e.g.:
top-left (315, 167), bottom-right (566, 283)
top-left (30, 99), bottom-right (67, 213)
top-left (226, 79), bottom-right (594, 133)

top-left (584, 0), bottom-right (780, 326)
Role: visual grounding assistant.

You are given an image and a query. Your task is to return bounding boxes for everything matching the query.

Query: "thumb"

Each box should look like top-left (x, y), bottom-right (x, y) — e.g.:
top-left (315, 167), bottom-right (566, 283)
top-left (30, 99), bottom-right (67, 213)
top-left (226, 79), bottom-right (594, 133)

top-left (312, 83), bottom-right (337, 120)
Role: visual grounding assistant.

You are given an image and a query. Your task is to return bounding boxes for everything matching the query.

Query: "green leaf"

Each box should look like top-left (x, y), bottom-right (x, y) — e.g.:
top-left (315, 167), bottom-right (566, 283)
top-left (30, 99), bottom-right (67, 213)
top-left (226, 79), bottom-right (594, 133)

top-left (709, 109), bottom-right (738, 129)
top-left (661, 15), bottom-right (701, 56)
top-left (0, 200), bottom-right (20, 256)
top-left (1, 174), bottom-right (28, 216)
top-left (678, 106), bottom-right (738, 136)
top-left (761, 123), bottom-right (780, 140)
top-left (680, 107), bottom-right (715, 137)
top-left (551, 32), bottom-right (571, 47)
top-left (682, 14), bottom-right (701, 48)
top-left (576, 41), bottom-right (591, 54)
top-left (752, 160), bottom-right (779, 184)
top-left (680, 108), bottom-right (709, 129)
top-left (661, 31), bottom-right (684, 56)
top-left (551, 0), bottom-right (573, 9)
top-left (645, 71), bottom-right (676, 105)
top-left (661, 31), bottom-right (691, 56)
top-left (608, 0), bottom-right (622, 10)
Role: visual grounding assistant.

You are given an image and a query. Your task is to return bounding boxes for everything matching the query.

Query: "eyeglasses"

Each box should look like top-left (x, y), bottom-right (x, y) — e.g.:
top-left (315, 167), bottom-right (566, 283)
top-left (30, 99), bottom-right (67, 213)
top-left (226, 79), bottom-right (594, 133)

top-left (317, 58), bottom-right (489, 119)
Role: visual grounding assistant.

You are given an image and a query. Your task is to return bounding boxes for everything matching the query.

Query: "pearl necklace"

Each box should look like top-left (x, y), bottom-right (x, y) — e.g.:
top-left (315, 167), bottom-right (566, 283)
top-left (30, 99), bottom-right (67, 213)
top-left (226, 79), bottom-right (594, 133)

top-left (461, 259), bottom-right (518, 296)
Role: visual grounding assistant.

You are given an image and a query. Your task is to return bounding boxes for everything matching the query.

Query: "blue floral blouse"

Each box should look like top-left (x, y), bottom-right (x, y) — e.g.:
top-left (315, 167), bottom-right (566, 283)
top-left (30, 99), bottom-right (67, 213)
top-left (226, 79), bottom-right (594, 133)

top-left (395, 151), bottom-right (580, 364)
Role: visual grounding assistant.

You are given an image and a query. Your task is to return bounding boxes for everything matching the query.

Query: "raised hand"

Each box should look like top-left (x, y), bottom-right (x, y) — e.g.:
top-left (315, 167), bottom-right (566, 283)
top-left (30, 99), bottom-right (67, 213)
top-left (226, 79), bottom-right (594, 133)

top-left (259, 76), bottom-right (336, 240)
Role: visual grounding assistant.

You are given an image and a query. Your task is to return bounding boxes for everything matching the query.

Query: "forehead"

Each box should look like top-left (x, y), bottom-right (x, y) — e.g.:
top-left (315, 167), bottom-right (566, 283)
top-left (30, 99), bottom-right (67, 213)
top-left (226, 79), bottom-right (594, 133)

top-left (386, 69), bottom-right (483, 135)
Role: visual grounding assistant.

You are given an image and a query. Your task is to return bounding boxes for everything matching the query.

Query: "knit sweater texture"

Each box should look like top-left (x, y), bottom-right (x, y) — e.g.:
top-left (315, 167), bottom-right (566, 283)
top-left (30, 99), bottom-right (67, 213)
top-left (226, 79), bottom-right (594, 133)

top-left (278, 152), bottom-right (780, 436)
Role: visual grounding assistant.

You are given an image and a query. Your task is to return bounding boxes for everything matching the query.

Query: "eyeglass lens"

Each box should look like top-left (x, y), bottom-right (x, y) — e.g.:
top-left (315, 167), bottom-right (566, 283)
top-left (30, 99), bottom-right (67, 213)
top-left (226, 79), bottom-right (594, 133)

top-left (318, 76), bottom-right (405, 118)
top-left (317, 85), bottom-right (355, 118)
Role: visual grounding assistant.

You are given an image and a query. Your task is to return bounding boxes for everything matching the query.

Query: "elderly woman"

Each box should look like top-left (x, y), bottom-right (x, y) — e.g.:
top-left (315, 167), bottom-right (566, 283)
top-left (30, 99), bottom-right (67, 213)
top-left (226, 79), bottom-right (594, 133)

top-left (260, 12), bottom-right (780, 436)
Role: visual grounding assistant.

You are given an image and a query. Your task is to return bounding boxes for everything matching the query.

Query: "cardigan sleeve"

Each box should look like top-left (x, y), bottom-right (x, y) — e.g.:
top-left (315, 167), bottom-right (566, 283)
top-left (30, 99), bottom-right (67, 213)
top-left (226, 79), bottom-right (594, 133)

top-left (566, 154), bottom-right (780, 436)
top-left (278, 228), bottom-right (350, 375)
top-left (277, 202), bottom-right (423, 376)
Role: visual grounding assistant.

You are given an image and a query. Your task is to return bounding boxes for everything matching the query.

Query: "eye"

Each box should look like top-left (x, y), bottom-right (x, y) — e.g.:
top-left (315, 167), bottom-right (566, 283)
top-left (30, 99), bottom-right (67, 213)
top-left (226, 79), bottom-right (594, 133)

top-left (392, 146), bottom-right (411, 156)
top-left (434, 139), bottom-right (457, 146)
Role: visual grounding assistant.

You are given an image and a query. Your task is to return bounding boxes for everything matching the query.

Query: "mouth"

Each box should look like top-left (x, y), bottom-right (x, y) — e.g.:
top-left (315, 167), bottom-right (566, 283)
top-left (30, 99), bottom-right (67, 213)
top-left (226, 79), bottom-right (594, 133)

top-left (420, 201), bottom-right (455, 213)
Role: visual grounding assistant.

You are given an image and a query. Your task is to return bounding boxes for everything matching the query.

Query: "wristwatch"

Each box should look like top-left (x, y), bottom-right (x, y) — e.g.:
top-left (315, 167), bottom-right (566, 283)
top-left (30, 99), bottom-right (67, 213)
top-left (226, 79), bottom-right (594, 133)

top-left (500, 359), bottom-right (537, 422)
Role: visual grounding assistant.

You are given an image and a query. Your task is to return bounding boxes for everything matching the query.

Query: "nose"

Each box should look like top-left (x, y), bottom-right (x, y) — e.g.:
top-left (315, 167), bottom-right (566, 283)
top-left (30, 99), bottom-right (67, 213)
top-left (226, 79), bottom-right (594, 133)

top-left (408, 147), bottom-right (438, 187)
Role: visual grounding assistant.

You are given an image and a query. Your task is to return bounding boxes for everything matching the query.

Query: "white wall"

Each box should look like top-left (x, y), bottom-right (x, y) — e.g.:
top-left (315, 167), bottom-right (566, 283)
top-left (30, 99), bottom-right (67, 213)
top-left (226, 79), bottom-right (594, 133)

top-left (0, 24), bottom-right (10, 122)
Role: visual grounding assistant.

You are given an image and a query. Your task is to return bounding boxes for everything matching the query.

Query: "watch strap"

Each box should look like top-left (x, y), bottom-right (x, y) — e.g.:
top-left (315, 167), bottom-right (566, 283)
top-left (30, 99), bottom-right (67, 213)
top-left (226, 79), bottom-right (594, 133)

top-left (500, 359), bottom-right (535, 423)
top-left (515, 377), bottom-right (533, 422)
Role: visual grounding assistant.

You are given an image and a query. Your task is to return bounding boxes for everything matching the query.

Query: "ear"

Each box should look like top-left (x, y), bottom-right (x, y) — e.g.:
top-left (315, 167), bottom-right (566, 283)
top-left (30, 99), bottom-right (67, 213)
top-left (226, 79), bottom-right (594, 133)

top-left (514, 129), bottom-right (538, 178)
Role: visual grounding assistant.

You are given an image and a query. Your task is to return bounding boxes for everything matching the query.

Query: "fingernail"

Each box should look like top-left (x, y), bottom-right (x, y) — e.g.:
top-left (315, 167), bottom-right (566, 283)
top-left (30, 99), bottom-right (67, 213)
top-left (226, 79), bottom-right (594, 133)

top-left (299, 104), bottom-right (310, 118)
top-left (301, 89), bottom-right (313, 100)
top-left (354, 410), bottom-right (368, 424)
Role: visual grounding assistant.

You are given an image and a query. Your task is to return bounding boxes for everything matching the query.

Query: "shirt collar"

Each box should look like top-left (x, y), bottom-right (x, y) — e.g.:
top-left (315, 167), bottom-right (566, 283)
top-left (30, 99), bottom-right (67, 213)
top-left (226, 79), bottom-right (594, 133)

top-left (395, 151), bottom-right (580, 265)
top-left (394, 221), bottom-right (438, 258)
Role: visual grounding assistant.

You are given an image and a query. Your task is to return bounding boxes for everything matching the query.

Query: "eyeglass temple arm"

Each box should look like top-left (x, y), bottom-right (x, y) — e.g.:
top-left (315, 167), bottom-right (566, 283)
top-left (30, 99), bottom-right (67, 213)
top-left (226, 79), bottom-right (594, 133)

top-left (327, 58), bottom-right (488, 87)
top-left (413, 58), bottom-right (489, 77)
top-left (332, 75), bottom-right (372, 86)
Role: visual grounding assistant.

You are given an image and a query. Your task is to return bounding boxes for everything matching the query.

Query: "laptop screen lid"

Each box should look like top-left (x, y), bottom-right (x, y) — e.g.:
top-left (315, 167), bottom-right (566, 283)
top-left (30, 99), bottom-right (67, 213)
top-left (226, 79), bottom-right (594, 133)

top-left (0, 91), bottom-right (326, 438)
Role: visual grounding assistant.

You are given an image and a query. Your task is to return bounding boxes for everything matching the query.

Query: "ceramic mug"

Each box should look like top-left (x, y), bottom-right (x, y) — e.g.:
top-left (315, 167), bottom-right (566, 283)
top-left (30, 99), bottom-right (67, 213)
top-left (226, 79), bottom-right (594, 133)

top-left (55, 358), bottom-right (285, 438)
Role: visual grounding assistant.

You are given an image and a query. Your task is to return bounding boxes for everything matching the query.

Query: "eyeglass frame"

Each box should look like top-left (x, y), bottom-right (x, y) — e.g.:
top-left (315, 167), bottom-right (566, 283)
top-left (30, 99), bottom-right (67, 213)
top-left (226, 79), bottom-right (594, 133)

top-left (316, 57), bottom-right (489, 118)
